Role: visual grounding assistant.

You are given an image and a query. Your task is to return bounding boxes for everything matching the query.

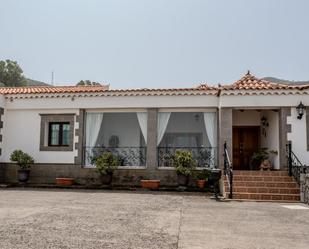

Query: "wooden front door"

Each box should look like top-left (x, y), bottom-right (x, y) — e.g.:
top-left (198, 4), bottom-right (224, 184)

top-left (233, 127), bottom-right (260, 170)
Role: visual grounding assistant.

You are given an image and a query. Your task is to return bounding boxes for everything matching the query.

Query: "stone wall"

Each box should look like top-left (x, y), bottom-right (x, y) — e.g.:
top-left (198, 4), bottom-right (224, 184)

top-left (0, 163), bottom-right (182, 187)
top-left (300, 173), bottom-right (309, 204)
top-left (218, 108), bottom-right (232, 169)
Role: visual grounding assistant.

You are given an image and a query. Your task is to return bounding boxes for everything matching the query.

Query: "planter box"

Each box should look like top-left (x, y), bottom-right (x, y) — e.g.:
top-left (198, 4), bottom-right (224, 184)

top-left (141, 180), bottom-right (160, 190)
top-left (56, 178), bottom-right (74, 186)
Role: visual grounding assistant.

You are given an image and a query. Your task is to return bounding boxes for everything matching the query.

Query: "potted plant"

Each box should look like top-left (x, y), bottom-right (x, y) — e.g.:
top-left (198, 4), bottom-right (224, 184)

top-left (93, 151), bottom-right (119, 185)
top-left (10, 150), bottom-right (34, 183)
top-left (196, 169), bottom-right (211, 189)
top-left (250, 148), bottom-right (270, 170)
top-left (172, 150), bottom-right (197, 186)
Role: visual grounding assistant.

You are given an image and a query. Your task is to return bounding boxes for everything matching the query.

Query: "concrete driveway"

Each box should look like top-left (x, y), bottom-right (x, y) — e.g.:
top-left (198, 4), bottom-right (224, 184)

top-left (0, 189), bottom-right (309, 249)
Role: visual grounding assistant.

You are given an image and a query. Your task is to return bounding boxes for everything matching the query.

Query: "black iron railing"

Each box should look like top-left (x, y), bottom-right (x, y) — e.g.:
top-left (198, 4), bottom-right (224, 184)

top-left (224, 142), bottom-right (233, 199)
top-left (286, 143), bottom-right (309, 184)
top-left (157, 147), bottom-right (217, 167)
top-left (84, 146), bottom-right (147, 167)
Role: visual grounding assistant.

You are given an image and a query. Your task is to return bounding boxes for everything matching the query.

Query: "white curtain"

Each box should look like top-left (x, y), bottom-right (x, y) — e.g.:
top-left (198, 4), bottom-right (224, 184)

top-left (85, 113), bottom-right (104, 165)
top-left (157, 112), bottom-right (171, 145)
top-left (136, 112), bottom-right (148, 144)
top-left (203, 112), bottom-right (217, 167)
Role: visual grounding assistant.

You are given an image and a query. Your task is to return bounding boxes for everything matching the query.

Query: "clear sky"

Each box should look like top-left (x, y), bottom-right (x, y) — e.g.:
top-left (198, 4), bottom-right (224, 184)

top-left (1, 0), bottom-right (308, 88)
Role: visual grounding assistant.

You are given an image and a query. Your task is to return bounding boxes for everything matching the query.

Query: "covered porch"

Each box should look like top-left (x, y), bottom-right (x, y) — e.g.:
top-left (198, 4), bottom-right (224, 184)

top-left (219, 107), bottom-right (289, 171)
top-left (232, 109), bottom-right (280, 170)
top-left (82, 109), bottom-right (218, 171)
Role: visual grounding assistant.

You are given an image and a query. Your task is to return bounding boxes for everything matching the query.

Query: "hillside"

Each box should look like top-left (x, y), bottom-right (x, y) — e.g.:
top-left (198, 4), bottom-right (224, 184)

top-left (25, 78), bottom-right (51, 86)
top-left (263, 77), bottom-right (309, 85)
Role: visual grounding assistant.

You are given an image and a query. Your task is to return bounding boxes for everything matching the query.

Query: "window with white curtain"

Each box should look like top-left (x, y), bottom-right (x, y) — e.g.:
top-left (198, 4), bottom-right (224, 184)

top-left (157, 112), bottom-right (217, 168)
top-left (84, 112), bottom-right (147, 167)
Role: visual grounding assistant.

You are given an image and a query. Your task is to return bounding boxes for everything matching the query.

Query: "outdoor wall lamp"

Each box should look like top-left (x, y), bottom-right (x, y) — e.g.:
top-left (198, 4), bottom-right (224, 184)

top-left (261, 116), bottom-right (269, 137)
top-left (261, 116), bottom-right (269, 128)
top-left (296, 102), bottom-right (306, 120)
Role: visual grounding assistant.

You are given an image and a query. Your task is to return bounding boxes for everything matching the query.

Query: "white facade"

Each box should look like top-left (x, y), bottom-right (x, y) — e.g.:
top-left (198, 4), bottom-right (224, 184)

top-left (288, 108), bottom-right (308, 164)
top-left (1, 85), bottom-right (309, 168)
top-left (1, 109), bottom-right (79, 164)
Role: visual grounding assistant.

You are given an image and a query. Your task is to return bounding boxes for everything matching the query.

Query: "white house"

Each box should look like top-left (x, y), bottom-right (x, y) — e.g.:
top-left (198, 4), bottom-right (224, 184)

top-left (0, 72), bottom-right (308, 201)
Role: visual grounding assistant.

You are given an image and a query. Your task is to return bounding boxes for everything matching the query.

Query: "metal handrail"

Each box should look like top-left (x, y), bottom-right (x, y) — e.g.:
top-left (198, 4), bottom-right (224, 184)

top-left (286, 143), bottom-right (309, 184)
top-left (224, 142), bottom-right (233, 199)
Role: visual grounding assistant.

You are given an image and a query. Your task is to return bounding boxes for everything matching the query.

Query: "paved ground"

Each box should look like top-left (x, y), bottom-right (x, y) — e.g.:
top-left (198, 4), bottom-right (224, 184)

top-left (0, 189), bottom-right (309, 249)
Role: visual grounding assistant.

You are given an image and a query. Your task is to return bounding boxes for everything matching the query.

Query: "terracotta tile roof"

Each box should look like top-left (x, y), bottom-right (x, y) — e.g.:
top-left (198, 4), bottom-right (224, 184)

top-left (222, 72), bottom-right (291, 90)
top-left (1, 84), bottom-right (218, 98)
top-left (0, 85), bottom-right (109, 95)
top-left (218, 71), bottom-right (309, 96)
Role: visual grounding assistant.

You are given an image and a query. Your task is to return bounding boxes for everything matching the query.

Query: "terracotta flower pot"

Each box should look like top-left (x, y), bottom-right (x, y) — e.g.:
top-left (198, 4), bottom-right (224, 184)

top-left (196, 179), bottom-right (206, 189)
top-left (56, 178), bottom-right (74, 186)
top-left (141, 180), bottom-right (160, 190)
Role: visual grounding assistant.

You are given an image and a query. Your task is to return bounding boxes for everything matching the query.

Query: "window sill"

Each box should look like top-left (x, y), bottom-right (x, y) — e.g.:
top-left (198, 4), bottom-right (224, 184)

top-left (158, 167), bottom-right (213, 170)
top-left (82, 165), bottom-right (147, 170)
top-left (40, 146), bottom-right (73, 152)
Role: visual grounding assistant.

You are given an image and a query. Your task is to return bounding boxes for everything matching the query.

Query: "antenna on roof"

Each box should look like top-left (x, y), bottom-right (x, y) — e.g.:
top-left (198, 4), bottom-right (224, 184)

top-left (51, 70), bottom-right (54, 86)
top-left (246, 70), bottom-right (251, 75)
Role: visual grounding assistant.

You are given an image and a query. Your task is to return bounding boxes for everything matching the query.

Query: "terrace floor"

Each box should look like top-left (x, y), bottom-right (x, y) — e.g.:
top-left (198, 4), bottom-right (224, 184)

top-left (0, 189), bottom-right (309, 249)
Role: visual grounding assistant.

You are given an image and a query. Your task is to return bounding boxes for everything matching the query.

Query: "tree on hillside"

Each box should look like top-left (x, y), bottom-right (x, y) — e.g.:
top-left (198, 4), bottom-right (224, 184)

top-left (76, 80), bottom-right (101, 86)
top-left (0, 60), bottom-right (26, 87)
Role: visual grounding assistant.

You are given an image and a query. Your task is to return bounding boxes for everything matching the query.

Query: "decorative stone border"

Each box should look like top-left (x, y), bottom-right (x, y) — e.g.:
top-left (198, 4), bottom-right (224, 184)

top-left (279, 107), bottom-right (291, 169)
top-left (74, 109), bottom-right (85, 165)
top-left (39, 114), bottom-right (75, 151)
top-left (300, 173), bottom-right (309, 204)
top-left (0, 107), bottom-right (3, 155)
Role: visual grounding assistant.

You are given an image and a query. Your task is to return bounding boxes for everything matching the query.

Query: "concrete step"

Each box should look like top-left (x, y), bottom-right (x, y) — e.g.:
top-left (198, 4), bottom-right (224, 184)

top-left (223, 170), bottom-right (300, 201)
top-left (232, 175), bottom-right (293, 182)
top-left (225, 186), bottom-right (300, 194)
top-left (233, 170), bottom-right (289, 176)
top-left (225, 181), bottom-right (299, 188)
top-left (233, 193), bottom-right (300, 201)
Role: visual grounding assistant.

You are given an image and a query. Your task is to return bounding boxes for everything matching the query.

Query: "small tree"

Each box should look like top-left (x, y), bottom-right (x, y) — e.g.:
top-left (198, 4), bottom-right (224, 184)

top-left (172, 150), bottom-right (197, 176)
top-left (93, 152), bottom-right (119, 175)
top-left (0, 60), bottom-right (26, 87)
top-left (10, 150), bottom-right (34, 169)
top-left (76, 80), bottom-right (101, 86)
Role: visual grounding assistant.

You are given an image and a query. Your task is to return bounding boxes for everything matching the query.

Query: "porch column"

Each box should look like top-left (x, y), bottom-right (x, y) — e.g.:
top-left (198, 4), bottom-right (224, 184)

top-left (146, 108), bottom-right (158, 178)
top-left (219, 108), bottom-right (233, 169)
top-left (74, 109), bottom-right (86, 165)
top-left (279, 107), bottom-right (291, 170)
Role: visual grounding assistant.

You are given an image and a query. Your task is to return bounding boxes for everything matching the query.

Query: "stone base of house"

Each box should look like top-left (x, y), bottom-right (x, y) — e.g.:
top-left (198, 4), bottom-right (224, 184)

top-left (0, 163), bottom-right (188, 187)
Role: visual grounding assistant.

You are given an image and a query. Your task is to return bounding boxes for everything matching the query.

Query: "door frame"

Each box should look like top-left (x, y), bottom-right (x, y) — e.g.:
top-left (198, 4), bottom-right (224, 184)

top-left (232, 126), bottom-right (261, 170)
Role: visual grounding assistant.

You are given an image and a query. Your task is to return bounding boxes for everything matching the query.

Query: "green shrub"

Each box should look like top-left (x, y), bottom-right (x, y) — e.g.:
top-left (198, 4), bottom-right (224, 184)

top-left (172, 150), bottom-right (197, 176)
top-left (10, 150), bottom-right (34, 169)
top-left (196, 168), bottom-right (211, 180)
top-left (93, 152), bottom-right (119, 175)
top-left (250, 148), bottom-right (269, 169)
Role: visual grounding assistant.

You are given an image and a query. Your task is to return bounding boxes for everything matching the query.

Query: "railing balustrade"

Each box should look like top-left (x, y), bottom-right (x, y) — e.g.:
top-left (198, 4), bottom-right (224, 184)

top-left (84, 146), bottom-right (147, 167)
top-left (286, 143), bottom-right (309, 184)
top-left (157, 147), bottom-right (217, 167)
top-left (224, 142), bottom-right (233, 199)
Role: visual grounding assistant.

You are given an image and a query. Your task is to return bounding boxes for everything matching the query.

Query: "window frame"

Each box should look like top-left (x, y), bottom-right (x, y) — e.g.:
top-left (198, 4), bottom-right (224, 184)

top-left (48, 122), bottom-right (70, 147)
top-left (40, 114), bottom-right (75, 151)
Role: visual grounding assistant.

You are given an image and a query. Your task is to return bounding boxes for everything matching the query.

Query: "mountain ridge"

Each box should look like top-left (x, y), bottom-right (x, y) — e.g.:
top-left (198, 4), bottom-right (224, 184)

top-left (262, 77), bottom-right (309, 85)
